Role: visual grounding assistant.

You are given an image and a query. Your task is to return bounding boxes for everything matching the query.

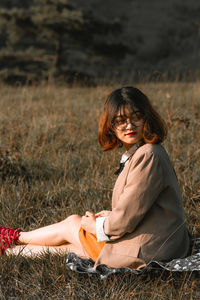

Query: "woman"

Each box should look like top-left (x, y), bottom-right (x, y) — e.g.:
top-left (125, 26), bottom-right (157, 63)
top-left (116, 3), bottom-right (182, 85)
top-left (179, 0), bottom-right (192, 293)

top-left (0, 87), bottom-right (190, 269)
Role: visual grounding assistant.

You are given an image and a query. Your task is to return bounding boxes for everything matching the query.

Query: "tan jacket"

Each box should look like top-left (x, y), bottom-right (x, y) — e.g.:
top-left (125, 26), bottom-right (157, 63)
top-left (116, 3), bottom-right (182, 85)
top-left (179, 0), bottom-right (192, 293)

top-left (95, 143), bottom-right (190, 269)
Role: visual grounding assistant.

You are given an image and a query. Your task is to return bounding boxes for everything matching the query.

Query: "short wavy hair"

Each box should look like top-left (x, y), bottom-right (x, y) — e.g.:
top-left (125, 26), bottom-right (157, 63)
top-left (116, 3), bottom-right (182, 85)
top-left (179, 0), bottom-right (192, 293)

top-left (98, 86), bottom-right (167, 151)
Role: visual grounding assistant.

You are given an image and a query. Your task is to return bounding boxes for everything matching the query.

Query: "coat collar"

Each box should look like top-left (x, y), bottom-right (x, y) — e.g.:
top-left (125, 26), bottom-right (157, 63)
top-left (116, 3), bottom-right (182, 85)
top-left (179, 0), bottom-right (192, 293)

top-left (120, 141), bottom-right (144, 164)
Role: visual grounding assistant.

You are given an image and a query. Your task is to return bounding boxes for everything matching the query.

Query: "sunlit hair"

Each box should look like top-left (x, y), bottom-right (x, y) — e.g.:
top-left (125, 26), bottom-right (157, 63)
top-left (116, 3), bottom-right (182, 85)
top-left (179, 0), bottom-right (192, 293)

top-left (98, 86), bottom-right (168, 151)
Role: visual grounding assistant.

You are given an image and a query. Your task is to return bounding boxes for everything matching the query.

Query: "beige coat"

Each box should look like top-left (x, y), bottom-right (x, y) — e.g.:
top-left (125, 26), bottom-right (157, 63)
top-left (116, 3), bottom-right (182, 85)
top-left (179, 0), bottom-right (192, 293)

top-left (95, 143), bottom-right (190, 269)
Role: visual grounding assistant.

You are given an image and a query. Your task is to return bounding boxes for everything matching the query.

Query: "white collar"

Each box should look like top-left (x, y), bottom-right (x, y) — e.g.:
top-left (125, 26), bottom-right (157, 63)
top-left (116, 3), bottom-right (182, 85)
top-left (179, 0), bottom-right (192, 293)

top-left (120, 141), bottom-right (143, 163)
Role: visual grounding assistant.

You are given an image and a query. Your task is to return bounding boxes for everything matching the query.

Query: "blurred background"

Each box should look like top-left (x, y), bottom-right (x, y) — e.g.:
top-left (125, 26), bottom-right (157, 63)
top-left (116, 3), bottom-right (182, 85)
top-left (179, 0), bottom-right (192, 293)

top-left (0, 0), bottom-right (199, 85)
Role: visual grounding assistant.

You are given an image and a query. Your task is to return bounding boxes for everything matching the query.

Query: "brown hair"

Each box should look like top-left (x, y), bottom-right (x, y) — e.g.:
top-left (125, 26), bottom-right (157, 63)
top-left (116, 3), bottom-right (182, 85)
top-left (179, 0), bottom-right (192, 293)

top-left (98, 86), bottom-right (167, 151)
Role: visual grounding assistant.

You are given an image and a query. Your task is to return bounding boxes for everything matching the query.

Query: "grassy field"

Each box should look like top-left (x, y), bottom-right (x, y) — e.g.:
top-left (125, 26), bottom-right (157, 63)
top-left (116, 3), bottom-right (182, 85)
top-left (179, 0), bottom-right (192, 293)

top-left (0, 81), bottom-right (199, 299)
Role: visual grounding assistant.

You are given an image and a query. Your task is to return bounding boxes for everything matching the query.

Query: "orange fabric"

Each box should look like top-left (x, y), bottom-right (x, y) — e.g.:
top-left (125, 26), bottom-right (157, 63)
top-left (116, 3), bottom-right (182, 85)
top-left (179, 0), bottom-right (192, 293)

top-left (79, 227), bottom-right (105, 262)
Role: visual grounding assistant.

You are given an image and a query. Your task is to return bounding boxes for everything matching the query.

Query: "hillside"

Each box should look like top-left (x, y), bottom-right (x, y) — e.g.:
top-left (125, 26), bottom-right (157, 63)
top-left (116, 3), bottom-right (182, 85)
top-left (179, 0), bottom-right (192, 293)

top-left (0, 0), bottom-right (199, 84)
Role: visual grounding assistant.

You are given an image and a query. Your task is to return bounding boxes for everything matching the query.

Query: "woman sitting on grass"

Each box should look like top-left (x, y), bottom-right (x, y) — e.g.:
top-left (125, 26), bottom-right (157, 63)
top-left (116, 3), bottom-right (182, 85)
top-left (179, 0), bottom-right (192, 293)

top-left (0, 86), bottom-right (190, 269)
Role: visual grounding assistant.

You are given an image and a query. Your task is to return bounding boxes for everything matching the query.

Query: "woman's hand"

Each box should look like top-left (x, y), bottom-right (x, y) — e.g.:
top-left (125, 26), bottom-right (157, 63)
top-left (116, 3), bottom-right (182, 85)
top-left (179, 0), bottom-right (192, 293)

top-left (95, 210), bottom-right (111, 218)
top-left (81, 211), bottom-right (96, 235)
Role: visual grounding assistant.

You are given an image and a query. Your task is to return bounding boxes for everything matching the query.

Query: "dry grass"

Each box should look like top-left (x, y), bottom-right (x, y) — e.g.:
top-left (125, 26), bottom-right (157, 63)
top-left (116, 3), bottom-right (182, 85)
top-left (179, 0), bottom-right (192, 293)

top-left (0, 81), bottom-right (199, 299)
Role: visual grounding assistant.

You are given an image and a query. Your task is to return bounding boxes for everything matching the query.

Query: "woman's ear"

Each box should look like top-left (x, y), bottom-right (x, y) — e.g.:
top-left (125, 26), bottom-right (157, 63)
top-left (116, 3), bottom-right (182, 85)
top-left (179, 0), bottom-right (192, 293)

top-left (111, 129), bottom-right (123, 147)
top-left (108, 127), bottom-right (115, 135)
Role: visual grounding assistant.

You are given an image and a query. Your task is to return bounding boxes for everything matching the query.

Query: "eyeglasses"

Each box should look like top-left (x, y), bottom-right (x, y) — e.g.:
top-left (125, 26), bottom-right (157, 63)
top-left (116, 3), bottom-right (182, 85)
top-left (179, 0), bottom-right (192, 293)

top-left (112, 111), bottom-right (144, 130)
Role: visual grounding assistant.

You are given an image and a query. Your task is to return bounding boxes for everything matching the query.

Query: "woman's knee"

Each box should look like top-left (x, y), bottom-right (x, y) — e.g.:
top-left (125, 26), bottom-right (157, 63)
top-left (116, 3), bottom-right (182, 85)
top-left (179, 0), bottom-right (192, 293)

top-left (62, 214), bottom-right (81, 226)
top-left (61, 214), bottom-right (82, 245)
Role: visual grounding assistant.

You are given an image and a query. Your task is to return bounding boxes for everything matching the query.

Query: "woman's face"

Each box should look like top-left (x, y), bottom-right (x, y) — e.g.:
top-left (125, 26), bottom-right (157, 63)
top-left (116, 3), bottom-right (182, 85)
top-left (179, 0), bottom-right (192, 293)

top-left (112, 106), bottom-right (144, 150)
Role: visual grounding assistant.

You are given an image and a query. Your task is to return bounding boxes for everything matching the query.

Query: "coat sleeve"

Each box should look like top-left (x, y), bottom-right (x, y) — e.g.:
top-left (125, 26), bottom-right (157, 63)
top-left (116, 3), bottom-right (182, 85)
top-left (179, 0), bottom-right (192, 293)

top-left (104, 150), bottom-right (164, 240)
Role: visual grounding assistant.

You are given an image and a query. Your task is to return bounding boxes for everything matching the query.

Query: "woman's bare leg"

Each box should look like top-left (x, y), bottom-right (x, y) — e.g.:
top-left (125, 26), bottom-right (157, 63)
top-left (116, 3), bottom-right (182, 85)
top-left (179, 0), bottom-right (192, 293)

top-left (7, 243), bottom-right (89, 258)
top-left (19, 214), bottom-right (82, 249)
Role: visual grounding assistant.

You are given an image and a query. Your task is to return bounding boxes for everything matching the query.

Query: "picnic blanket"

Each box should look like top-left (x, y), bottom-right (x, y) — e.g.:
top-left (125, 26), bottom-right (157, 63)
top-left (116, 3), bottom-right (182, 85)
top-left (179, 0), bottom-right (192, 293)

top-left (66, 237), bottom-right (200, 279)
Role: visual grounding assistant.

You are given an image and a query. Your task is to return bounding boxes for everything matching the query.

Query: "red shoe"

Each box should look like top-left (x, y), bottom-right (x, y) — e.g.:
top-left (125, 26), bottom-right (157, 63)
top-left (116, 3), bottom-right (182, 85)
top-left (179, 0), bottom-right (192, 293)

top-left (0, 226), bottom-right (22, 255)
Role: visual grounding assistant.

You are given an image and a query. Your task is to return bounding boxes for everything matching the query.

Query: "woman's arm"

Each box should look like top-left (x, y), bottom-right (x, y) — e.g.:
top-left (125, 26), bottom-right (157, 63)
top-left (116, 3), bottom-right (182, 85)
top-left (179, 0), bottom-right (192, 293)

top-left (104, 150), bottom-right (164, 240)
top-left (95, 210), bottom-right (111, 217)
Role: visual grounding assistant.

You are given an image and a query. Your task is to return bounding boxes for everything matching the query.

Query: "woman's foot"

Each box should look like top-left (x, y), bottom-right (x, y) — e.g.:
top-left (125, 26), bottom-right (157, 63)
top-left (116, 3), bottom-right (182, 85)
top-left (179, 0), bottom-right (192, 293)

top-left (0, 226), bottom-right (22, 255)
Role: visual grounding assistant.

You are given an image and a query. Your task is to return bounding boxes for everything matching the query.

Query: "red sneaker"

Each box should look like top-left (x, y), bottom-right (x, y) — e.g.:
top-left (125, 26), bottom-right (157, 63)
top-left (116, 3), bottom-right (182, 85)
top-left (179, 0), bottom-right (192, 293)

top-left (0, 226), bottom-right (22, 255)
